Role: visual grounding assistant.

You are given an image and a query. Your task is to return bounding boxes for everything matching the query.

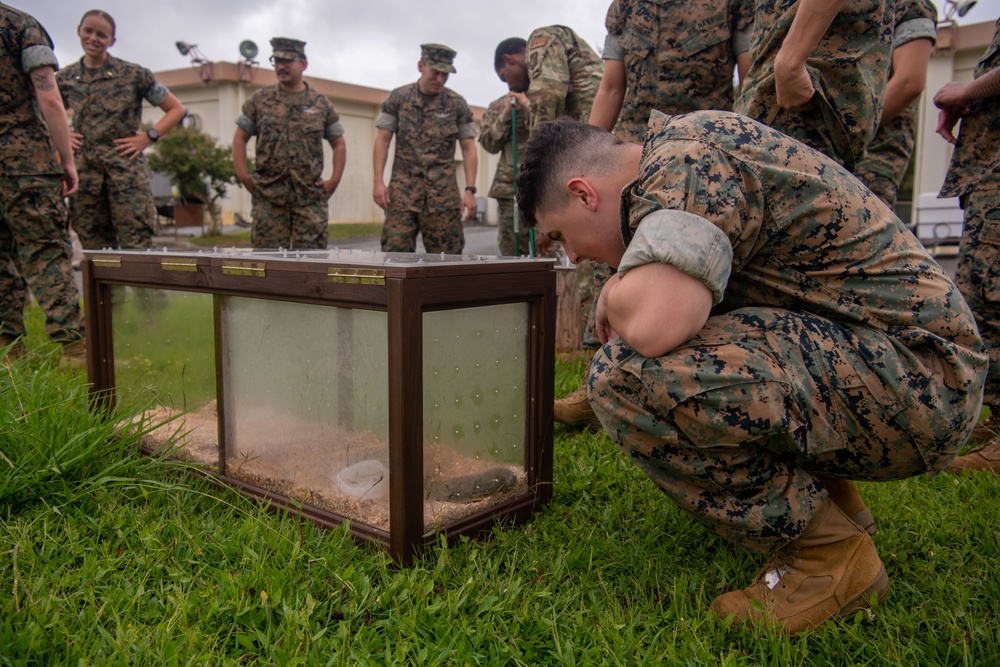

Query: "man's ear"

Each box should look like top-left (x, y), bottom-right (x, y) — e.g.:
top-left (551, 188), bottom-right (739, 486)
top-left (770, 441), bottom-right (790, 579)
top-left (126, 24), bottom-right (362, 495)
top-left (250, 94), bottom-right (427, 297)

top-left (566, 177), bottom-right (598, 212)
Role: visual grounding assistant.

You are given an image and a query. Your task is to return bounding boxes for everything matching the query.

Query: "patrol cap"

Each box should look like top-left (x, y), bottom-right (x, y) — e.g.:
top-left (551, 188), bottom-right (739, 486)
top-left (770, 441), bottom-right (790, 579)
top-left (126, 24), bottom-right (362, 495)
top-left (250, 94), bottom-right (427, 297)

top-left (270, 37), bottom-right (306, 60)
top-left (420, 43), bottom-right (457, 73)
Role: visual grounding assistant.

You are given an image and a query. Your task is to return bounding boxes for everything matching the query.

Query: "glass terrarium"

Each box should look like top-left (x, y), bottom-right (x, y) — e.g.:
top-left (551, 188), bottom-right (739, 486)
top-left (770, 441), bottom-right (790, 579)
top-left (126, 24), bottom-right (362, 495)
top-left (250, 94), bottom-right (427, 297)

top-left (82, 247), bottom-right (555, 563)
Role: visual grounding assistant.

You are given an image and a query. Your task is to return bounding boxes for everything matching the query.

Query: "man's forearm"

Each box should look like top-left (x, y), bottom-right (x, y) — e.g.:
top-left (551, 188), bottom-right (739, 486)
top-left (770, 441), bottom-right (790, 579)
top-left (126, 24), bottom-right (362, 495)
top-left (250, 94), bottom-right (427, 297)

top-left (880, 39), bottom-right (932, 125)
top-left (966, 66), bottom-right (1000, 103)
top-left (31, 67), bottom-right (74, 163)
top-left (778, 0), bottom-right (850, 65)
top-left (373, 132), bottom-right (391, 185)
top-left (589, 59), bottom-right (626, 131)
top-left (232, 131), bottom-right (251, 183)
top-left (460, 138), bottom-right (477, 189)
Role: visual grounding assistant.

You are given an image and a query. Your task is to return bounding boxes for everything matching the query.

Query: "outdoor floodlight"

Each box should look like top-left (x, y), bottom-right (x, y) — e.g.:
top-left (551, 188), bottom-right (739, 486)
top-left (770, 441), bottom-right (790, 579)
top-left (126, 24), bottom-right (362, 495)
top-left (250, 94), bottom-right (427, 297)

top-left (239, 40), bottom-right (259, 60)
top-left (237, 39), bottom-right (259, 84)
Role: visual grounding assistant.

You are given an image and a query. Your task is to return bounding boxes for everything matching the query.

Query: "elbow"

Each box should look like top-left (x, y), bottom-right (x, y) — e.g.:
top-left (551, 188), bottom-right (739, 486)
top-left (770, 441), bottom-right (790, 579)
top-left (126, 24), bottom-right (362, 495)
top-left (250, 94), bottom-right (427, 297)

top-left (902, 78), bottom-right (926, 103)
top-left (624, 333), bottom-right (672, 360)
top-left (613, 316), bottom-right (682, 359)
top-left (894, 73), bottom-right (926, 103)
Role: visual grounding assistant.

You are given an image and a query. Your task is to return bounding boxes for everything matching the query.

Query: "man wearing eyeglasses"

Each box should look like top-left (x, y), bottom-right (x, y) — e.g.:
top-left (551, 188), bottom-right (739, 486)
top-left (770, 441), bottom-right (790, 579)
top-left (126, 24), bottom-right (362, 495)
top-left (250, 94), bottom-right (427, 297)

top-left (233, 37), bottom-right (347, 249)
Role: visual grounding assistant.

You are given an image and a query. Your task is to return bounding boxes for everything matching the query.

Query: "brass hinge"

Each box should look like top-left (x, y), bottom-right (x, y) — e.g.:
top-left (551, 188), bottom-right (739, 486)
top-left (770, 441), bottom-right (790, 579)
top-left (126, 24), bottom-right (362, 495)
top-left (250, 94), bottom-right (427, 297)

top-left (161, 258), bottom-right (198, 272)
top-left (328, 268), bottom-right (385, 285)
top-left (92, 256), bottom-right (122, 268)
top-left (222, 261), bottom-right (266, 278)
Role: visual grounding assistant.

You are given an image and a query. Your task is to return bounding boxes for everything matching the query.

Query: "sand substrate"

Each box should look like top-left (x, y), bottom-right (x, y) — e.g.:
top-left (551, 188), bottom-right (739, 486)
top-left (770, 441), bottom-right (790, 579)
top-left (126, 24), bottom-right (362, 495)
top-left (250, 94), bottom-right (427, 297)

top-left (138, 402), bottom-right (528, 532)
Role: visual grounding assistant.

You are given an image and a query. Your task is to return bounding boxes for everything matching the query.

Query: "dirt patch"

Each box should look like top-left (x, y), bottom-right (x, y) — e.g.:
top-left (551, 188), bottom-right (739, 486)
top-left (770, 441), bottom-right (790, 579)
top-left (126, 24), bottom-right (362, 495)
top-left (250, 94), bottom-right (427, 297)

top-left (140, 402), bottom-right (528, 532)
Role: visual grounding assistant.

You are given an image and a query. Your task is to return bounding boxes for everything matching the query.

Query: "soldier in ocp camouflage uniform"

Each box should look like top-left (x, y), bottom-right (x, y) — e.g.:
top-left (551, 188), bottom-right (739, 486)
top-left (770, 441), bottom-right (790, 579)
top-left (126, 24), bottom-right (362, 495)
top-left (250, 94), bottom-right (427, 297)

top-left (56, 9), bottom-right (185, 250)
top-left (936, 19), bottom-right (1000, 474)
top-left (233, 38), bottom-right (346, 250)
top-left (494, 28), bottom-right (602, 131)
top-left (494, 27), bottom-right (604, 412)
top-left (557, 0), bottom-right (754, 430)
top-left (0, 3), bottom-right (85, 362)
top-left (478, 93), bottom-right (533, 257)
top-left (515, 113), bottom-right (986, 633)
top-left (374, 44), bottom-right (478, 254)
top-left (853, 0), bottom-right (937, 209)
top-left (735, 0), bottom-right (894, 172)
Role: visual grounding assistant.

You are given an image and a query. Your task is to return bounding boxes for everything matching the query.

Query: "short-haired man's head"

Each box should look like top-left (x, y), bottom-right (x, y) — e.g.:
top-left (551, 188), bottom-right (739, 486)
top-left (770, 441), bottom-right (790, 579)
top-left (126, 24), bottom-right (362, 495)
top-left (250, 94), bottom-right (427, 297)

top-left (515, 118), bottom-right (622, 227)
top-left (494, 37), bottom-right (526, 72)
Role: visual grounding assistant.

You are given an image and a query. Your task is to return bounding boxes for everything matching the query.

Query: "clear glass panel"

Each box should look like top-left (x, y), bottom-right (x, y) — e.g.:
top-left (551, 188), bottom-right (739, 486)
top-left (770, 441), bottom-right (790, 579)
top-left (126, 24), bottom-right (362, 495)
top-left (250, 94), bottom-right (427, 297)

top-left (423, 302), bottom-right (529, 531)
top-left (220, 297), bottom-right (390, 530)
top-left (111, 287), bottom-right (218, 464)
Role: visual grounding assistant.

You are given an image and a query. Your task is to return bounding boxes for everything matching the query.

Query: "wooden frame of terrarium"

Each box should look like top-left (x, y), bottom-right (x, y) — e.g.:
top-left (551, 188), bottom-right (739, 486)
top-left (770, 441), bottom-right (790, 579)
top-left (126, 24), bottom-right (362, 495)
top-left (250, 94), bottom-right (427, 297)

top-left (82, 248), bottom-right (555, 564)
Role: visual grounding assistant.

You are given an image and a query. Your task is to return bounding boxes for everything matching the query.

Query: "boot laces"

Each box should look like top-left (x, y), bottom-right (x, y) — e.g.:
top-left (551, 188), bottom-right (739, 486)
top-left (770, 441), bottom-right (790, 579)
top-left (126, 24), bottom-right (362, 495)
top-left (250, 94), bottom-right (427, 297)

top-left (559, 385), bottom-right (589, 402)
top-left (758, 550), bottom-right (798, 592)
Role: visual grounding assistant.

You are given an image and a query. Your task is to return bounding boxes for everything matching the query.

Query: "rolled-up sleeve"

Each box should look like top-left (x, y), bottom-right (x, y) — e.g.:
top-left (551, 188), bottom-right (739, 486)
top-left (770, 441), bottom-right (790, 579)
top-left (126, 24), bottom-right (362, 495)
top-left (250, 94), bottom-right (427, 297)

top-left (376, 112), bottom-right (398, 132)
top-left (144, 80), bottom-right (170, 106)
top-left (325, 120), bottom-right (345, 141)
top-left (235, 113), bottom-right (256, 136)
top-left (617, 209), bottom-right (733, 305)
top-left (603, 33), bottom-right (624, 61)
top-left (894, 18), bottom-right (937, 49)
top-left (732, 27), bottom-right (753, 56)
top-left (23, 44), bottom-right (58, 72)
top-left (458, 122), bottom-right (477, 139)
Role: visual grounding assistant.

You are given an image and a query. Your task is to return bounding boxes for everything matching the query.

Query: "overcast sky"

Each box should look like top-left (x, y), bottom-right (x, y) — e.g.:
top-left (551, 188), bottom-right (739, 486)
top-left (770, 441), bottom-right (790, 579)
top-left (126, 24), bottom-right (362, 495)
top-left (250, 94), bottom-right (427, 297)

top-left (26, 0), bottom-right (1000, 109)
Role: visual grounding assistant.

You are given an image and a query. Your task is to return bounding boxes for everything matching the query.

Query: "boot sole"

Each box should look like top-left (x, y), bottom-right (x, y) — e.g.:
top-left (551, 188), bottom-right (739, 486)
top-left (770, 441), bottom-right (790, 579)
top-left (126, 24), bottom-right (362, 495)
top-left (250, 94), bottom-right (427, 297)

top-left (835, 563), bottom-right (890, 621)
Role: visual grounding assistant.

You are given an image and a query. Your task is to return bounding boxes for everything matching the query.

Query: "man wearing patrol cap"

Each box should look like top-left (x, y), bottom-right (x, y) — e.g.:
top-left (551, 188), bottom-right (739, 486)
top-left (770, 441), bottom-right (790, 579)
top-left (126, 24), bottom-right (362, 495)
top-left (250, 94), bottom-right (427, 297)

top-left (232, 37), bottom-right (347, 249)
top-left (373, 43), bottom-right (478, 254)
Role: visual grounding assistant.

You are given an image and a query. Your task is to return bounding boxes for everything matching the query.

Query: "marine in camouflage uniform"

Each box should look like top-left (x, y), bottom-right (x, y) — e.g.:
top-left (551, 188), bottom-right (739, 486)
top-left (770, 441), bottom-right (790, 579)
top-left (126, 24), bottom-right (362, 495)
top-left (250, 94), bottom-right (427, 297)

top-left (555, 0), bottom-right (755, 428)
top-left (735, 0), bottom-right (894, 171)
top-left (234, 38), bottom-right (346, 250)
top-left (375, 44), bottom-right (478, 254)
top-left (0, 5), bottom-right (84, 348)
top-left (598, 0), bottom-right (753, 142)
top-left (853, 0), bottom-right (937, 209)
top-left (57, 54), bottom-right (172, 249)
top-left (937, 20), bottom-right (1000, 472)
top-left (515, 112), bottom-right (986, 631)
top-left (478, 94), bottom-right (532, 256)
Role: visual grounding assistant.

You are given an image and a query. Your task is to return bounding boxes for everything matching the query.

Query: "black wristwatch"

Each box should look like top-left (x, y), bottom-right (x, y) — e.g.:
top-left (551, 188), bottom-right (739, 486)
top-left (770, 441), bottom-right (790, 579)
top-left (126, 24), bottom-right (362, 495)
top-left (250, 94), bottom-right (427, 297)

top-left (465, 186), bottom-right (477, 194)
top-left (146, 128), bottom-right (160, 142)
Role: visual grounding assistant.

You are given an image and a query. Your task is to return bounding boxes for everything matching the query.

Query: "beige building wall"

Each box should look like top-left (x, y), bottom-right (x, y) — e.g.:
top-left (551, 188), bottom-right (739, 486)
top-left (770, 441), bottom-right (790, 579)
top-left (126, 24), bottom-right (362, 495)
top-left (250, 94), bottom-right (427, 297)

top-left (144, 62), bottom-right (500, 227)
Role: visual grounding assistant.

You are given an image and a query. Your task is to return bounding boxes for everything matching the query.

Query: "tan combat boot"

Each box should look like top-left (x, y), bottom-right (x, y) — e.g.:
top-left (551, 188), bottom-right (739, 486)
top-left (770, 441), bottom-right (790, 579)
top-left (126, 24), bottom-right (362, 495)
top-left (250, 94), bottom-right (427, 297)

top-left (60, 337), bottom-right (87, 371)
top-left (1, 334), bottom-right (27, 364)
top-left (949, 438), bottom-right (1000, 474)
top-left (818, 476), bottom-right (877, 536)
top-left (554, 351), bottom-right (602, 430)
top-left (709, 499), bottom-right (890, 634)
top-left (970, 416), bottom-right (998, 443)
top-left (553, 383), bottom-right (602, 430)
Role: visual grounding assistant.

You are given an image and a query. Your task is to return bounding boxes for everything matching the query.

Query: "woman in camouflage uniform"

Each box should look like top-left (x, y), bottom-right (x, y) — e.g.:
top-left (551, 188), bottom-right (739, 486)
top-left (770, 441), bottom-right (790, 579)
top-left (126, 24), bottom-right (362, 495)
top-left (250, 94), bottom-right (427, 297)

top-left (56, 10), bottom-right (185, 250)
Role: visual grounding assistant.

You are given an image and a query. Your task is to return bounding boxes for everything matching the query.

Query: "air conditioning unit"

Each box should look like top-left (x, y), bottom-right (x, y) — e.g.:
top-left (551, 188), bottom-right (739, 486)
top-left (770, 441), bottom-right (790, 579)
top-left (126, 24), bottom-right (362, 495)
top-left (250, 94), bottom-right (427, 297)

top-left (915, 192), bottom-right (964, 245)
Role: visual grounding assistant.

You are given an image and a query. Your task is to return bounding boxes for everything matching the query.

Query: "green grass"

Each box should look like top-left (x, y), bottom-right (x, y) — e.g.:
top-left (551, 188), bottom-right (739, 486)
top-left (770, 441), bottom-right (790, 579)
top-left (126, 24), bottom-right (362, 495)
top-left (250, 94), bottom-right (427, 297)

top-left (190, 223), bottom-right (384, 248)
top-left (2, 314), bottom-right (1000, 665)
